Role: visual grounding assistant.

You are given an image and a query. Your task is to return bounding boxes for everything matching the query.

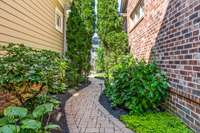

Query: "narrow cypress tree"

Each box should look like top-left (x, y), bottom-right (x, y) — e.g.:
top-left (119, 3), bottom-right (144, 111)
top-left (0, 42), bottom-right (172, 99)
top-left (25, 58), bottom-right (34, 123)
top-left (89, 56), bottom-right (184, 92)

top-left (66, 0), bottom-right (94, 81)
top-left (97, 0), bottom-right (128, 73)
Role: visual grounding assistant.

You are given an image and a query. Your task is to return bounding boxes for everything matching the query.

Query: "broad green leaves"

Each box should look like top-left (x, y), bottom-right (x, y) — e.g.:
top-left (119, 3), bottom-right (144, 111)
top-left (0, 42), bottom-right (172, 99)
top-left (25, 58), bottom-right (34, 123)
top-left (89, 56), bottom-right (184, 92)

top-left (0, 125), bottom-right (19, 133)
top-left (4, 107), bottom-right (28, 118)
top-left (21, 119), bottom-right (41, 130)
top-left (105, 57), bottom-right (169, 114)
top-left (32, 103), bottom-right (54, 119)
top-left (0, 103), bottom-right (59, 133)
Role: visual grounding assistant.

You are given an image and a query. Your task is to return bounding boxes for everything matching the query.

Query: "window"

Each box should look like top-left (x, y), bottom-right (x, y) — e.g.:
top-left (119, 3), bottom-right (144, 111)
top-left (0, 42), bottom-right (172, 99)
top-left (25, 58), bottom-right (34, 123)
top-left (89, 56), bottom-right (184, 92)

top-left (130, 0), bottom-right (144, 28)
top-left (55, 8), bottom-right (63, 33)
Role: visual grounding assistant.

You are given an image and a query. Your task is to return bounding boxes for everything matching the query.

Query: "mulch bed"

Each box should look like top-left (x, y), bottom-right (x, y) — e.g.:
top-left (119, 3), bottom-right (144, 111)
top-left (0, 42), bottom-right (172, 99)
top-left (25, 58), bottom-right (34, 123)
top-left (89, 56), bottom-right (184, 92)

top-left (45, 80), bottom-right (91, 133)
top-left (99, 92), bottom-right (128, 119)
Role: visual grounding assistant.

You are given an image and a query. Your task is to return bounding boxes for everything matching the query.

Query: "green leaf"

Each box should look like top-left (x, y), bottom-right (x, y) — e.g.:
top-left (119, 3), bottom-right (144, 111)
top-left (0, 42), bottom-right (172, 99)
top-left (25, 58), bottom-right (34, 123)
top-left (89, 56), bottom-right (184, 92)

top-left (45, 124), bottom-right (60, 130)
top-left (0, 117), bottom-right (9, 126)
top-left (21, 119), bottom-right (41, 130)
top-left (32, 103), bottom-right (54, 119)
top-left (0, 125), bottom-right (18, 133)
top-left (4, 106), bottom-right (28, 118)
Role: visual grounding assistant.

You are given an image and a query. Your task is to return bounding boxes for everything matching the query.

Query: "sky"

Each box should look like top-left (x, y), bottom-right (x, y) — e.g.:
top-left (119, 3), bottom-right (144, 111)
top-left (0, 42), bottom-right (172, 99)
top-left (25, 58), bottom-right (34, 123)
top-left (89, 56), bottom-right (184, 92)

top-left (118, 0), bottom-right (121, 12)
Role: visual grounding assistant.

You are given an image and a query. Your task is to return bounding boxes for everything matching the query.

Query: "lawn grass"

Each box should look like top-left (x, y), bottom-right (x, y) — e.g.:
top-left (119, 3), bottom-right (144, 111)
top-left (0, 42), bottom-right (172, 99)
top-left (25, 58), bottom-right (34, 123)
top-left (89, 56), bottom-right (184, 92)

top-left (120, 112), bottom-right (193, 133)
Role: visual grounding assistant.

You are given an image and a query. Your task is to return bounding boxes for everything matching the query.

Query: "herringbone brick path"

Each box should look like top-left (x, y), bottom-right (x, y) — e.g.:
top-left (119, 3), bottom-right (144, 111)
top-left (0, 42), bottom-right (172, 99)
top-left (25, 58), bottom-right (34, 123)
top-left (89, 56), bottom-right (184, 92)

top-left (65, 78), bottom-right (133, 133)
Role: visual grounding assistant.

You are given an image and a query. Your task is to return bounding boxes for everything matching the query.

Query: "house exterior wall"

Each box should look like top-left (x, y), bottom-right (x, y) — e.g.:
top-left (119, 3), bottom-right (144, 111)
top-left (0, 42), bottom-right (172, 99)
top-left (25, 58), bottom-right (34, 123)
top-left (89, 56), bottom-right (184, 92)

top-left (127, 0), bottom-right (200, 132)
top-left (0, 0), bottom-right (64, 52)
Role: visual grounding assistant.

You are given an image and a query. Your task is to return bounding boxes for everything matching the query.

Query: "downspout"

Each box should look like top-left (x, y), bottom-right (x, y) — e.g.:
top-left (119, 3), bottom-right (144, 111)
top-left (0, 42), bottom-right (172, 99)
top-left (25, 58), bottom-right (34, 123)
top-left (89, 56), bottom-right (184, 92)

top-left (63, 5), bottom-right (67, 54)
top-left (63, 5), bottom-right (71, 55)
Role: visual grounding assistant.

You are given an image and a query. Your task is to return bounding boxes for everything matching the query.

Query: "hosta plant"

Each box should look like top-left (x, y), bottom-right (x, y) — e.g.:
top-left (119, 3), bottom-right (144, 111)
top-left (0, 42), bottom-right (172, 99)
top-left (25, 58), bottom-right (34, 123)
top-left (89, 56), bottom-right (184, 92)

top-left (0, 44), bottom-right (68, 105)
top-left (0, 104), bottom-right (59, 133)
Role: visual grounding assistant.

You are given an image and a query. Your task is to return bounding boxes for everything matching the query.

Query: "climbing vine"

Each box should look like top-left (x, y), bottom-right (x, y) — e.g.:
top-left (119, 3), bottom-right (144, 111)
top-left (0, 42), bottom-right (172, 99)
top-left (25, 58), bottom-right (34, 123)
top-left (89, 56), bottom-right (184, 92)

top-left (66, 0), bottom-right (94, 83)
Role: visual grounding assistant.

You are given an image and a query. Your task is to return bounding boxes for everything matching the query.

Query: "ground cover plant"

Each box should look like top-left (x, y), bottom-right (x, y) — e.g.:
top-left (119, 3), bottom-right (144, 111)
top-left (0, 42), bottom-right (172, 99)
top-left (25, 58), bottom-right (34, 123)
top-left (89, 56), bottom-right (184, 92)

top-left (120, 112), bottom-right (193, 133)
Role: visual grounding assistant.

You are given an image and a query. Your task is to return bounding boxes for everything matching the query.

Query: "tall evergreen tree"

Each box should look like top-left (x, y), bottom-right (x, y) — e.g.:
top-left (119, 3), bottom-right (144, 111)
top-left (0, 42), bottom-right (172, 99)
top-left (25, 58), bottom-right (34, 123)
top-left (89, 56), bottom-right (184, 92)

top-left (66, 0), bottom-right (94, 80)
top-left (97, 0), bottom-right (128, 74)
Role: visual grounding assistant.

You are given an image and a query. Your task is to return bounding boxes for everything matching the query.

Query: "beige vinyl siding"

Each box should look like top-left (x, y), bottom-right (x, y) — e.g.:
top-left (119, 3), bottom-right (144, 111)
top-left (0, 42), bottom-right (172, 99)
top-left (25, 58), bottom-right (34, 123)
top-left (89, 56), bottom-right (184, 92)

top-left (0, 0), bottom-right (64, 52)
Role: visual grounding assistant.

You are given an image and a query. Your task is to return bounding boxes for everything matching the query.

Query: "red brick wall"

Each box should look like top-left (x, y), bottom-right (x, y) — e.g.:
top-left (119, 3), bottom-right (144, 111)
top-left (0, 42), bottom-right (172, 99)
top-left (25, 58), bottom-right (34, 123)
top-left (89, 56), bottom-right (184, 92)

top-left (127, 0), bottom-right (200, 132)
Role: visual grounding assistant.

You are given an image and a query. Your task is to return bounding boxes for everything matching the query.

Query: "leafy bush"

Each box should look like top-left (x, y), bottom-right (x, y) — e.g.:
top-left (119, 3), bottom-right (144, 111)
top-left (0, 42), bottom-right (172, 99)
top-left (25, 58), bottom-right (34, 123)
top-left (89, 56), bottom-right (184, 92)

top-left (24, 94), bottom-right (60, 111)
top-left (0, 105), bottom-right (59, 133)
top-left (96, 47), bottom-right (105, 72)
top-left (105, 56), bottom-right (169, 114)
top-left (0, 44), bottom-right (67, 104)
top-left (120, 112), bottom-right (193, 133)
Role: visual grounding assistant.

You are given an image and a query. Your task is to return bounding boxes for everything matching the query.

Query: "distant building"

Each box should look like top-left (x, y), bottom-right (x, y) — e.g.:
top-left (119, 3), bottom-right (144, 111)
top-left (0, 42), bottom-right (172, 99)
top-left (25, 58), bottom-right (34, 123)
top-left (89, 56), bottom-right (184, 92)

top-left (90, 33), bottom-right (100, 70)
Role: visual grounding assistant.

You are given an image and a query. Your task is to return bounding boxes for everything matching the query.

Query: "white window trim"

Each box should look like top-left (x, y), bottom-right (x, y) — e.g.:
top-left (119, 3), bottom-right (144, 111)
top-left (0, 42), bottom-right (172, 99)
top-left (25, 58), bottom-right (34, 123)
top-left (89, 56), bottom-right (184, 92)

top-left (55, 7), bottom-right (63, 33)
top-left (129, 0), bottom-right (144, 32)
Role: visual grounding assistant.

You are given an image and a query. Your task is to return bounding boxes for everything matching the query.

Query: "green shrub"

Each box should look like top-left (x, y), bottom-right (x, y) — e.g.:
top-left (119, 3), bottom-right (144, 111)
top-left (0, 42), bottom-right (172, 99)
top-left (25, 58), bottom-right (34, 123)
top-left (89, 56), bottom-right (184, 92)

top-left (0, 44), bottom-right (67, 104)
top-left (97, 0), bottom-right (128, 75)
top-left (96, 47), bottom-right (105, 72)
top-left (0, 104), bottom-right (59, 133)
top-left (24, 94), bottom-right (60, 111)
top-left (105, 56), bottom-right (169, 114)
top-left (120, 112), bottom-right (193, 133)
top-left (66, 0), bottom-right (94, 81)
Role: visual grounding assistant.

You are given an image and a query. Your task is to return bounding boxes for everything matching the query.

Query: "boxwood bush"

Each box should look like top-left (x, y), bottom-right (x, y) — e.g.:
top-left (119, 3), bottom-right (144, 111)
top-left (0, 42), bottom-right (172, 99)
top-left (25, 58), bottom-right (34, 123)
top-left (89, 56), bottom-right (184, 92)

top-left (0, 44), bottom-right (67, 104)
top-left (105, 55), bottom-right (169, 114)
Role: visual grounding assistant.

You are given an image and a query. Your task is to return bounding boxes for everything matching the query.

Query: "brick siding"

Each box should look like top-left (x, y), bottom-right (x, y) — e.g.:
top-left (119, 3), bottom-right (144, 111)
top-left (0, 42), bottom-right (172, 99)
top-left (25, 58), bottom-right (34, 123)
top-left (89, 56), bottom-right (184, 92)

top-left (127, 0), bottom-right (200, 132)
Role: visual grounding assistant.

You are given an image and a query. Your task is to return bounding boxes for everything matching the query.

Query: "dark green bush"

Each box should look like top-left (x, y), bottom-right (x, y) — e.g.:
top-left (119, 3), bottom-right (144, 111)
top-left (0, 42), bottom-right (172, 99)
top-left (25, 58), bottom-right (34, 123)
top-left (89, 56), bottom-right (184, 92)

top-left (105, 56), bottom-right (169, 114)
top-left (0, 44), bottom-right (67, 104)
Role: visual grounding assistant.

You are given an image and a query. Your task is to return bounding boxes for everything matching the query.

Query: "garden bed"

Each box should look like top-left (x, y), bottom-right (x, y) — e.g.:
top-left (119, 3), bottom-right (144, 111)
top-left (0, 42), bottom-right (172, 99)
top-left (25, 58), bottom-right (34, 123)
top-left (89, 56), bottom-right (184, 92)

top-left (99, 93), bottom-right (128, 119)
top-left (45, 81), bottom-right (91, 133)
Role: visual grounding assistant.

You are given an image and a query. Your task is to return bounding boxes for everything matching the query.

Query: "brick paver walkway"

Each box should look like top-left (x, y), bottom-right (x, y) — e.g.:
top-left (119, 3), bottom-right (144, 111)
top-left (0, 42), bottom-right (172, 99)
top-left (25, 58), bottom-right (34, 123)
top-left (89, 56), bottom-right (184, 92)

top-left (65, 78), bottom-right (133, 133)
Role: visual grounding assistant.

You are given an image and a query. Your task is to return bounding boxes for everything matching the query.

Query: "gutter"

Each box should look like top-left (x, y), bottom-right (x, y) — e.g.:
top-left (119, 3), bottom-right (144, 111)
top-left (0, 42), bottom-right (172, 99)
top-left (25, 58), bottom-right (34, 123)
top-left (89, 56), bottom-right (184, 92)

top-left (63, 4), bottom-right (71, 54)
top-left (63, 5), bottom-right (67, 54)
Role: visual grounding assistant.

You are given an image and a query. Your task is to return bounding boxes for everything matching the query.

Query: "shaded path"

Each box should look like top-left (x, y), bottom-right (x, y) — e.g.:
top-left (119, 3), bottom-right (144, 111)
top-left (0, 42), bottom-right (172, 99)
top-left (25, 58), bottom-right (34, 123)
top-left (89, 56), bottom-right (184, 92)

top-left (65, 78), bottom-right (133, 133)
